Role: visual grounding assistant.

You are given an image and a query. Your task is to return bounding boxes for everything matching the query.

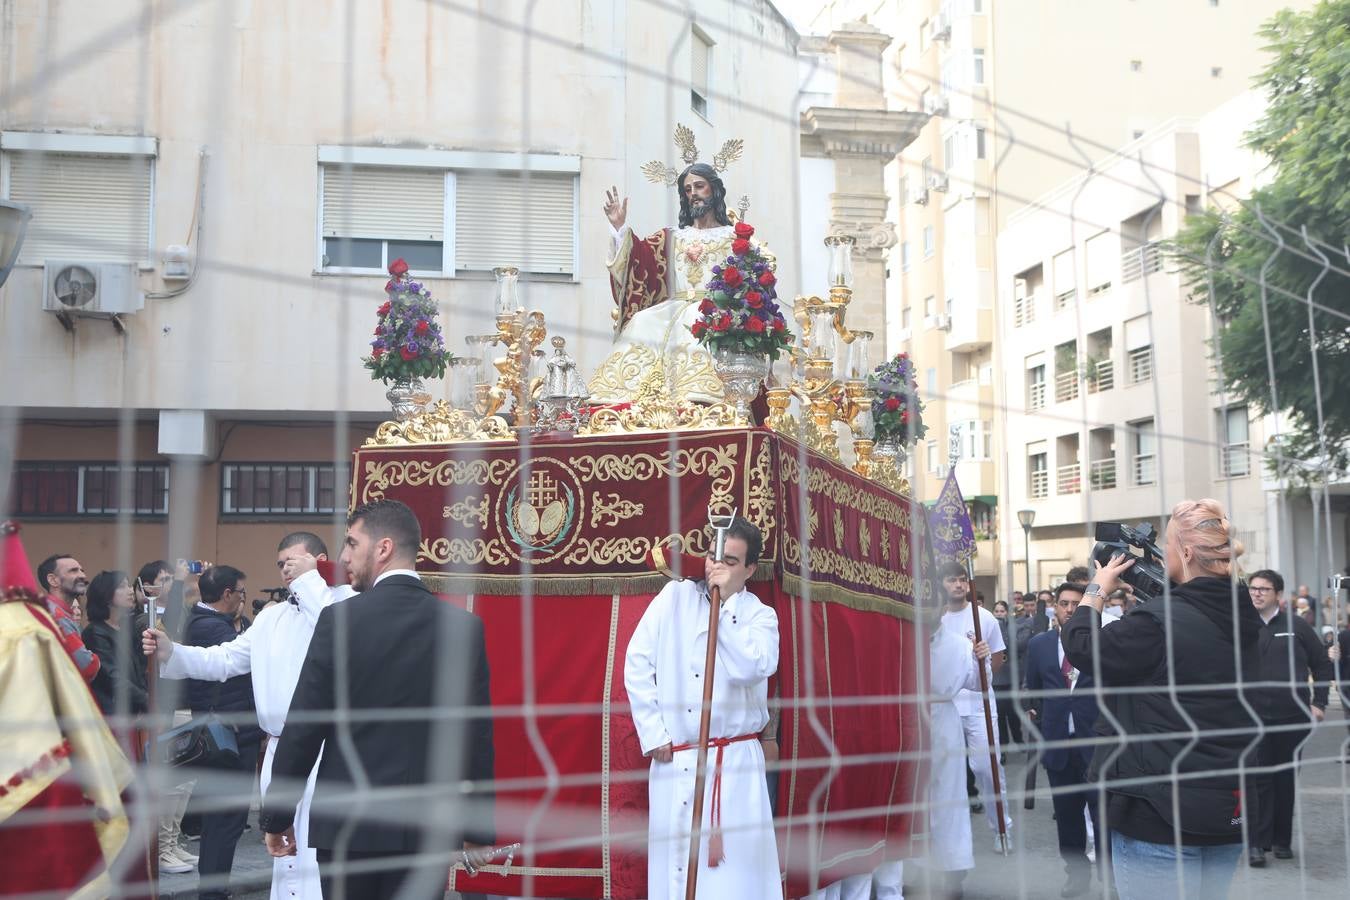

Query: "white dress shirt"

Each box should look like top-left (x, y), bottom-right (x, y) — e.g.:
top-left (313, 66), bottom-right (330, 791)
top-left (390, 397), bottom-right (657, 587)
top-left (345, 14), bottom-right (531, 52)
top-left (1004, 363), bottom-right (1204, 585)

top-left (372, 568), bottom-right (419, 587)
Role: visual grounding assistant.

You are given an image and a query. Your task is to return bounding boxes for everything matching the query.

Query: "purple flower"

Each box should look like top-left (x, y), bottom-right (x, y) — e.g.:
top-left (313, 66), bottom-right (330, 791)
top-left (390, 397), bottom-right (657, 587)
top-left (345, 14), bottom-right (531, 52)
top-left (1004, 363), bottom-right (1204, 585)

top-left (405, 340), bottom-right (419, 353)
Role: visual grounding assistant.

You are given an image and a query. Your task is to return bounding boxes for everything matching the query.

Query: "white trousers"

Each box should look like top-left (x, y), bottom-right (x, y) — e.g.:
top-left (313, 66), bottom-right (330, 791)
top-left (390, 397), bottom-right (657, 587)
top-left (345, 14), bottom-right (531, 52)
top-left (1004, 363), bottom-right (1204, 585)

top-left (804, 861), bottom-right (904, 900)
top-left (259, 736), bottom-right (324, 900)
top-left (959, 713), bottom-right (1012, 835)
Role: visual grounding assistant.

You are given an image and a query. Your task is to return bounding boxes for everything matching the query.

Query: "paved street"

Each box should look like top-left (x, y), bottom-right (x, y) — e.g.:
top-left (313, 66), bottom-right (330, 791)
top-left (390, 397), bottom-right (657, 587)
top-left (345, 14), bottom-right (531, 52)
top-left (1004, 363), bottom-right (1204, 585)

top-left (159, 705), bottom-right (1350, 899)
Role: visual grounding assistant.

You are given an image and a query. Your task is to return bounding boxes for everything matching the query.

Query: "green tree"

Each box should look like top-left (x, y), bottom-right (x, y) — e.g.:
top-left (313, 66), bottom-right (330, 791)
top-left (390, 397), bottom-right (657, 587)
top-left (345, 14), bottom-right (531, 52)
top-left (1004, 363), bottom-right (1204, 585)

top-left (1172, 0), bottom-right (1350, 483)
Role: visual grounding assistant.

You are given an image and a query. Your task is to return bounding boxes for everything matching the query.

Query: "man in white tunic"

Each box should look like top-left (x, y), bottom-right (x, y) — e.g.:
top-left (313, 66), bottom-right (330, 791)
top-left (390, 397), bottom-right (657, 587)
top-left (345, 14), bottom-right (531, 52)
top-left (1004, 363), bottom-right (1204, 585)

top-left (143, 532), bottom-right (354, 900)
top-left (936, 561), bottom-right (1012, 849)
top-left (624, 517), bottom-right (780, 900)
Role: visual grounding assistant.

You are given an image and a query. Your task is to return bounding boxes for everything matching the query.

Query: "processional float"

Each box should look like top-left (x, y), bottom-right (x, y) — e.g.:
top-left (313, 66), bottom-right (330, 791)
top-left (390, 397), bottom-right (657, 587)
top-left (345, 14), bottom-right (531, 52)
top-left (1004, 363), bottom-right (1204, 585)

top-left (351, 126), bottom-right (939, 899)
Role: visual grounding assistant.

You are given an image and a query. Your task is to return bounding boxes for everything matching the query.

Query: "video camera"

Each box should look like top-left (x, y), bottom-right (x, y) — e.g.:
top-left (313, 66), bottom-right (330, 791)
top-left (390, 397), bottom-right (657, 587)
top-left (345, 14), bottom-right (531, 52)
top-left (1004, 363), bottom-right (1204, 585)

top-left (253, 587), bottom-right (290, 615)
top-left (1091, 521), bottom-right (1170, 605)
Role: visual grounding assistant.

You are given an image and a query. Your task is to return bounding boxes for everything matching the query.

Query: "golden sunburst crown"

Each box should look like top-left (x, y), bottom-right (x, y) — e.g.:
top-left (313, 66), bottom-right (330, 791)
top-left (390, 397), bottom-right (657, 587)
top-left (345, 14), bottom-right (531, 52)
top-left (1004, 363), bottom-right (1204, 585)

top-left (641, 123), bottom-right (746, 185)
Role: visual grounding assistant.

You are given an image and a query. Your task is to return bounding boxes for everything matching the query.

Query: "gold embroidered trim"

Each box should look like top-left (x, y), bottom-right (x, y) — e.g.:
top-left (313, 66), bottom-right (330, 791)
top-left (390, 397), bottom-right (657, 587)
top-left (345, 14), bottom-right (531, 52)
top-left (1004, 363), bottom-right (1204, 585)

top-left (779, 574), bottom-right (916, 620)
top-left (601, 592), bottom-right (621, 897)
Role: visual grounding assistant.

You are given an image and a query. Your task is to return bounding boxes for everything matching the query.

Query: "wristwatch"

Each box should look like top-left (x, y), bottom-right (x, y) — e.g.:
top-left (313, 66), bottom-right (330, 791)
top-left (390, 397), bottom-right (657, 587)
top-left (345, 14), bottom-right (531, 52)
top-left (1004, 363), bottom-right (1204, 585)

top-left (1083, 582), bottom-right (1105, 600)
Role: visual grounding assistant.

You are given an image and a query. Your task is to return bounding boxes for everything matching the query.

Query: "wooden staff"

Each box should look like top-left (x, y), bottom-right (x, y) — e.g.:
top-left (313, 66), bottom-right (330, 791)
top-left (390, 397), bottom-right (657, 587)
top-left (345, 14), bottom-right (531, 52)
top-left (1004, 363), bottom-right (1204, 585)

top-left (965, 558), bottom-right (1008, 853)
top-left (685, 511), bottom-right (736, 900)
top-left (141, 580), bottom-right (160, 896)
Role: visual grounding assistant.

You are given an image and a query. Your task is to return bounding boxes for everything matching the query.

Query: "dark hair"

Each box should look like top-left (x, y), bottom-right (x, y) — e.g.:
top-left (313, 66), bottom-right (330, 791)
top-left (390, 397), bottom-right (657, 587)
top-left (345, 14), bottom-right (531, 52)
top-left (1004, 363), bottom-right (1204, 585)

top-left (1055, 582), bottom-right (1088, 602)
top-left (1249, 569), bottom-right (1284, 593)
top-left (86, 570), bottom-right (128, 622)
top-left (136, 560), bottom-right (170, 592)
top-left (348, 500), bottom-right (422, 560)
top-left (278, 531), bottom-right (328, 557)
top-left (1037, 589), bottom-right (1054, 601)
top-left (1065, 565), bottom-right (1091, 583)
top-left (723, 516), bottom-right (763, 567)
top-left (199, 565), bottom-right (246, 604)
top-left (677, 163), bottom-right (731, 229)
top-left (937, 560), bottom-right (968, 580)
top-left (993, 600), bottom-right (1009, 612)
top-left (37, 553), bottom-right (75, 592)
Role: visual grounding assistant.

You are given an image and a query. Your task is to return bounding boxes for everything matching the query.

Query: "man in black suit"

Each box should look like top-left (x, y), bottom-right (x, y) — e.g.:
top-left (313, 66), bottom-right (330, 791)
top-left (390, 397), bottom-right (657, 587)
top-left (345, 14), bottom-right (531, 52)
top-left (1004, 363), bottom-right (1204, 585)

top-left (260, 499), bottom-right (496, 900)
top-left (1024, 582), bottom-right (1101, 898)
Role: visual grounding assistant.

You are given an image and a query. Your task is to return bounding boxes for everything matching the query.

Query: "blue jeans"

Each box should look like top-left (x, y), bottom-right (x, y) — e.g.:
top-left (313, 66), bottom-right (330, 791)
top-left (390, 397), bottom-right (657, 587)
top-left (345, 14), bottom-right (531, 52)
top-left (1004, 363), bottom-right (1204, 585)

top-left (1111, 832), bottom-right (1242, 900)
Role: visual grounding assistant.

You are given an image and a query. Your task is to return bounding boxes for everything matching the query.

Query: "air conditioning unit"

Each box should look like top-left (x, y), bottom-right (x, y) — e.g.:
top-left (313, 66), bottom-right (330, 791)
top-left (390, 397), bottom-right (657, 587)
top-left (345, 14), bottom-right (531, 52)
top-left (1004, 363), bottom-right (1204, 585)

top-left (927, 173), bottom-right (950, 193)
top-left (907, 184), bottom-right (930, 206)
top-left (929, 12), bottom-right (952, 43)
top-left (933, 314), bottom-right (952, 331)
top-left (42, 261), bottom-right (144, 318)
top-left (923, 92), bottom-right (949, 117)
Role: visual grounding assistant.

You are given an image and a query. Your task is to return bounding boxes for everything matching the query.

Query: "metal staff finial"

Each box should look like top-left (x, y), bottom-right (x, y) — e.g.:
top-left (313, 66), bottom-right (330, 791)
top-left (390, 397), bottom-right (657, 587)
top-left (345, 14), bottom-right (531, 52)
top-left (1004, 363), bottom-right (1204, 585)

top-left (948, 423), bottom-right (962, 468)
top-left (708, 507), bottom-right (738, 563)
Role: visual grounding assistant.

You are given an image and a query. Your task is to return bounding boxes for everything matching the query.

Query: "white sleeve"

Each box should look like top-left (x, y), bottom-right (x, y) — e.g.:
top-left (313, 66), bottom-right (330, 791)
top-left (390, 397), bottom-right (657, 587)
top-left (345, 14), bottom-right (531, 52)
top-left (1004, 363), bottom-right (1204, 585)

top-left (161, 625), bottom-right (255, 682)
top-left (716, 598), bottom-right (779, 687)
top-left (288, 570), bottom-right (346, 627)
top-left (623, 586), bottom-right (674, 755)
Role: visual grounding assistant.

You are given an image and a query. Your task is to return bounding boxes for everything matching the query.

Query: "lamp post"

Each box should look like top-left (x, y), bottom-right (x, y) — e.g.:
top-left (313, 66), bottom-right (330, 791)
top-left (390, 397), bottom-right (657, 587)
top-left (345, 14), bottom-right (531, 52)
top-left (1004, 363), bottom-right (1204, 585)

top-left (1017, 508), bottom-right (1036, 597)
top-left (0, 200), bottom-right (33, 289)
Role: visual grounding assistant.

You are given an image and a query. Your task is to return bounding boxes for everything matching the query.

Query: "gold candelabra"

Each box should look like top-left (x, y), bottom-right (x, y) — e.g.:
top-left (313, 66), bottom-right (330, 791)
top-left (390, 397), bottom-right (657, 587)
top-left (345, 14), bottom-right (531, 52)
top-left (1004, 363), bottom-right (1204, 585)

top-left (480, 266), bottom-right (548, 429)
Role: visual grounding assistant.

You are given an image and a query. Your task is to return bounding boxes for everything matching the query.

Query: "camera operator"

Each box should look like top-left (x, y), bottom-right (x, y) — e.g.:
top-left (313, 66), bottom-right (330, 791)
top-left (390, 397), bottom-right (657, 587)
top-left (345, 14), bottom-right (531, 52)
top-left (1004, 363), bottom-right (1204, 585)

top-left (1061, 499), bottom-right (1261, 900)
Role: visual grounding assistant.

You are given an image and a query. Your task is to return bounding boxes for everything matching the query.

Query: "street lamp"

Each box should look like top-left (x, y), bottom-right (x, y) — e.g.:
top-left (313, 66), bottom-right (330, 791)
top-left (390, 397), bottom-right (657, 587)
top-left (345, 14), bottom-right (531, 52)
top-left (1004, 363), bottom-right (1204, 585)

top-left (0, 200), bottom-right (33, 289)
top-left (1017, 508), bottom-right (1036, 597)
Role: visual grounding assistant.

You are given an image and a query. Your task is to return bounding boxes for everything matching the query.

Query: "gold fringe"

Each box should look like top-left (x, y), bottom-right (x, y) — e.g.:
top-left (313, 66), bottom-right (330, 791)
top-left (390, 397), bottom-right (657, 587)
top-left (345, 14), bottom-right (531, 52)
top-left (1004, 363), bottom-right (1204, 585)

top-left (419, 565), bottom-right (776, 598)
top-left (779, 572), bottom-right (915, 620)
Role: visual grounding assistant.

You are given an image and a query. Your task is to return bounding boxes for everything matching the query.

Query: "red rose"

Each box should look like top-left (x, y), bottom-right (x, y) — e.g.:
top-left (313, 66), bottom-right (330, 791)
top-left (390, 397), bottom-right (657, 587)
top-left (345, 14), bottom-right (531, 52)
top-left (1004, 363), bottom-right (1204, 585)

top-left (732, 238), bottom-right (750, 256)
top-left (377, 301), bottom-right (391, 316)
top-left (722, 267), bottom-right (743, 287)
top-left (746, 290), bottom-right (763, 309)
top-left (734, 221), bottom-right (755, 239)
top-left (388, 258), bottom-right (410, 277)
top-left (746, 316), bottom-right (766, 334)
top-left (372, 347), bottom-right (385, 359)
top-left (691, 320), bottom-right (707, 338)
top-left (885, 396), bottom-right (900, 411)
top-left (415, 320), bottom-right (430, 335)
top-left (699, 298), bottom-right (715, 314)
top-left (400, 347), bottom-right (417, 361)
top-left (773, 317), bottom-right (786, 332)
top-left (715, 312), bottom-right (732, 331)
top-left (758, 270), bottom-right (776, 287)
top-left (901, 410), bottom-right (910, 423)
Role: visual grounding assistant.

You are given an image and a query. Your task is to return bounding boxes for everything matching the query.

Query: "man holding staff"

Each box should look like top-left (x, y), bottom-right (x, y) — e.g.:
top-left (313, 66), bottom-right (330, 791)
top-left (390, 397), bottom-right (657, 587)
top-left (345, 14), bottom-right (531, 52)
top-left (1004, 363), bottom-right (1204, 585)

top-left (623, 516), bottom-right (780, 899)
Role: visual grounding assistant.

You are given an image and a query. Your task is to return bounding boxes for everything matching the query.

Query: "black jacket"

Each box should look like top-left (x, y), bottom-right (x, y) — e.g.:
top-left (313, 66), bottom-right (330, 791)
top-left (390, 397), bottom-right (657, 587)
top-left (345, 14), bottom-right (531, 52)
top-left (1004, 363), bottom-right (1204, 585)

top-left (82, 619), bottom-right (149, 716)
top-left (261, 574), bottom-right (495, 853)
top-left (182, 604), bottom-right (258, 738)
top-left (1249, 606), bottom-right (1333, 723)
top-left (1062, 576), bottom-right (1262, 846)
top-left (1023, 629), bottom-right (1098, 771)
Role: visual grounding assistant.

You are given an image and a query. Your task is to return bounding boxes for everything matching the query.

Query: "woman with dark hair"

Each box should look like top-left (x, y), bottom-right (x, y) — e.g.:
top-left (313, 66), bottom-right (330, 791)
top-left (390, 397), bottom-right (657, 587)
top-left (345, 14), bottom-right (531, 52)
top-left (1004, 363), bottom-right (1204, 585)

top-left (82, 570), bottom-right (149, 719)
top-left (1062, 499), bottom-right (1261, 899)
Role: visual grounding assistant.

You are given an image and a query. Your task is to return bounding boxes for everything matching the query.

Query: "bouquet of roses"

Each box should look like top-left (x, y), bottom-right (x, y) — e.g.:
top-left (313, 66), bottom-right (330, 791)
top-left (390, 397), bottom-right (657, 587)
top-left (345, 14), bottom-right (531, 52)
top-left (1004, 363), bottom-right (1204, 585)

top-left (363, 258), bottom-right (454, 384)
top-left (689, 221), bottom-right (794, 359)
top-left (868, 352), bottom-right (928, 446)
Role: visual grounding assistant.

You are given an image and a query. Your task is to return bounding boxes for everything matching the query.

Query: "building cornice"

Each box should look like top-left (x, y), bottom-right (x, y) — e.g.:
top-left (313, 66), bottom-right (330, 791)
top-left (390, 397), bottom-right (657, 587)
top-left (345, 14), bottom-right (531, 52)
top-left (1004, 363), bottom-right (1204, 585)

top-left (799, 106), bottom-right (927, 159)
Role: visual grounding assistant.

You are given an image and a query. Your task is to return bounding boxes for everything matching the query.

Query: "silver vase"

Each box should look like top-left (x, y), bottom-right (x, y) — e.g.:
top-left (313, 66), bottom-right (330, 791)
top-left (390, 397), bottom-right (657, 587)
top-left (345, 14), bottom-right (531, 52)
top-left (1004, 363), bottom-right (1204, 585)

top-left (386, 377), bottom-right (432, 421)
top-left (713, 346), bottom-right (770, 425)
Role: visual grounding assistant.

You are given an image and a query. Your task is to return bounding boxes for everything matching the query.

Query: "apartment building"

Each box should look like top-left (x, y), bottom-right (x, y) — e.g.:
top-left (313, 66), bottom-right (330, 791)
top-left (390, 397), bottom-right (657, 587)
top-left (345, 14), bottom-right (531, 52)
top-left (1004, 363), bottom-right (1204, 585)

top-left (0, 0), bottom-right (801, 577)
top-left (793, 0), bottom-right (1316, 600)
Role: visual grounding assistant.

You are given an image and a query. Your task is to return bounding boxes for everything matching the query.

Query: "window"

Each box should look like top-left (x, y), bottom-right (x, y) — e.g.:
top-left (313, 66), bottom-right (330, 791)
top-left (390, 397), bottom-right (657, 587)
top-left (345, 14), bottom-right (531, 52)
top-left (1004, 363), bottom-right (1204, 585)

top-left (941, 58), bottom-right (958, 95)
top-left (1131, 419), bottom-right (1156, 485)
top-left (974, 125), bottom-right (987, 159)
top-left (926, 366), bottom-right (937, 395)
top-left (1027, 364), bottom-right (1046, 411)
top-left (1125, 315), bottom-right (1152, 383)
top-left (900, 241), bottom-right (911, 272)
top-left (691, 28), bottom-right (713, 118)
top-left (221, 463), bottom-right (341, 516)
top-left (1084, 231), bottom-right (1113, 295)
top-left (972, 49), bottom-right (985, 85)
top-left (317, 150), bottom-right (579, 276)
top-left (972, 0), bottom-right (984, 12)
top-left (1211, 66), bottom-right (1223, 79)
top-left (1219, 406), bottom-right (1250, 477)
top-left (2, 133), bottom-right (156, 264)
top-left (1053, 249), bottom-right (1076, 308)
top-left (943, 133), bottom-right (956, 171)
top-left (1028, 450), bottom-right (1049, 499)
top-left (9, 462), bottom-right (169, 517)
top-left (924, 294), bottom-right (936, 317)
top-left (901, 305), bottom-right (912, 329)
top-left (1130, 59), bottom-right (1142, 73)
top-left (920, 20), bottom-right (930, 51)
top-left (954, 420), bottom-right (992, 460)
top-left (923, 226), bottom-right (935, 258)
top-left (927, 440), bottom-right (941, 474)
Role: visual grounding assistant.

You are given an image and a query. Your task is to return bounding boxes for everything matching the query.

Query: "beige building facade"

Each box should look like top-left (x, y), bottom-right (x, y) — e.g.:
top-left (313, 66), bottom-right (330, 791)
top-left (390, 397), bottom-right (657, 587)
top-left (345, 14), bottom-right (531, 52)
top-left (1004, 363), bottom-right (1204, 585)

top-left (0, 0), bottom-right (801, 583)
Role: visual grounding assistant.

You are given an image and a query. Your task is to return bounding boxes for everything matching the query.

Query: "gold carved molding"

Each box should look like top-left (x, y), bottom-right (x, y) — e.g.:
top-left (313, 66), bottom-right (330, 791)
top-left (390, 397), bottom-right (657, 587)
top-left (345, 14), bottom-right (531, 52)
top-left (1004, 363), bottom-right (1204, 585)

top-left (364, 401), bottom-right (515, 447)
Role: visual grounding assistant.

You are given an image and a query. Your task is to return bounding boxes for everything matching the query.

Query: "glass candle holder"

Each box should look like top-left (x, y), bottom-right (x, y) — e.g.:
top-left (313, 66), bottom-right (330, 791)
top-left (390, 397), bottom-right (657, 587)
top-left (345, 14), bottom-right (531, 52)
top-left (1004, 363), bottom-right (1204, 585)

top-left (824, 234), bottom-right (855, 288)
top-left (845, 330), bottom-right (873, 381)
top-left (809, 306), bottom-right (837, 361)
top-left (493, 266), bottom-right (522, 317)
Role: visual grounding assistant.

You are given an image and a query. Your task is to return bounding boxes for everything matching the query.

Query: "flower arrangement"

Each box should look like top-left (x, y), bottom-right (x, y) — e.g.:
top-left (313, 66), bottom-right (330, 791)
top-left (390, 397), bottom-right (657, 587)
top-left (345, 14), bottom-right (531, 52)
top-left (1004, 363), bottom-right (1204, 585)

top-left (363, 258), bottom-right (454, 384)
top-left (868, 352), bottom-right (928, 446)
top-left (689, 221), bottom-right (794, 359)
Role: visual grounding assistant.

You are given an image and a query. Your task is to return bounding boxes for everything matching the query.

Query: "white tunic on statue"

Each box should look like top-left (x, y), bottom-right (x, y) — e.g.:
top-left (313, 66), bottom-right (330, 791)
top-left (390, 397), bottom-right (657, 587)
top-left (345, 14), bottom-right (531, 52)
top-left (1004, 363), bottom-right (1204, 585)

top-left (160, 570), bottom-right (354, 900)
top-left (623, 579), bottom-right (781, 900)
top-left (927, 615), bottom-right (982, 873)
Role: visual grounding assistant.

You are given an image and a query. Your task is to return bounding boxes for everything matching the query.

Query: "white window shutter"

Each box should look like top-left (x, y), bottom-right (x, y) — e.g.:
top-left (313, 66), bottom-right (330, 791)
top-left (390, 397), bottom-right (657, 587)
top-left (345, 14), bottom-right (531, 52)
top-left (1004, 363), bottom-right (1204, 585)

top-left (1124, 314), bottom-right (1151, 350)
top-left (692, 33), bottom-right (711, 96)
top-left (6, 152), bottom-right (152, 263)
top-left (454, 171), bottom-right (575, 274)
top-left (1084, 231), bottom-right (1114, 291)
top-left (1052, 249), bottom-right (1075, 294)
top-left (322, 165), bottom-right (444, 240)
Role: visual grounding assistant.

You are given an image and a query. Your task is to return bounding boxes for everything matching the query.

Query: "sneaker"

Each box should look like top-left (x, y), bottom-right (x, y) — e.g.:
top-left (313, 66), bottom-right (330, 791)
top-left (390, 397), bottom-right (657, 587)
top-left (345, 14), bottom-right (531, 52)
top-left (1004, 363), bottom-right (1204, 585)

top-left (1085, 844), bottom-right (1096, 863)
top-left (159, 850), bottom-right (193, 874)
top-left (173, 840), bottom-right (198, 864)
top-left (993, 833), bottom-right (1012, 853)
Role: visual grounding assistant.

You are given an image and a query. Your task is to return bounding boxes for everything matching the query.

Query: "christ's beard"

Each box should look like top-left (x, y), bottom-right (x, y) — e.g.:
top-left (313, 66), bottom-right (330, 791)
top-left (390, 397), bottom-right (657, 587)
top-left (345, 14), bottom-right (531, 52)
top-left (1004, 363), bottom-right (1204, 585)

top-left (689, 199), bottom-right (712, 220)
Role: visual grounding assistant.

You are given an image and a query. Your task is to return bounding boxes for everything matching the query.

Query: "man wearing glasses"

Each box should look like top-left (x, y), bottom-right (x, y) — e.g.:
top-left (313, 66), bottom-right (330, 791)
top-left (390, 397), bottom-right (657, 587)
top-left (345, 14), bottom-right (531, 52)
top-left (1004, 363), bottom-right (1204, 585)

top-left (1244, 568), bottom-right (1335, 869)
top-left (178, 564), bottom-right (261, 900)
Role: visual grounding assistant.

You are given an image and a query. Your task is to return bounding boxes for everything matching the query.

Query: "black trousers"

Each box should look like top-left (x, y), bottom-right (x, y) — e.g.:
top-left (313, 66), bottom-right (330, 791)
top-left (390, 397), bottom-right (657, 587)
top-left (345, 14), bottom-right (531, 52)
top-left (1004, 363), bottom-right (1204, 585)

top-left (315, 847), bottom-right (484, 900)
top-left (194, 734), bottom-right (260, 900)
top-left (995, 692), bottom-right (1024, 747)
top-left (1250, 721), bottom-right (1312, 850)
top-left (1045, 753), bottom-right (1101, 870)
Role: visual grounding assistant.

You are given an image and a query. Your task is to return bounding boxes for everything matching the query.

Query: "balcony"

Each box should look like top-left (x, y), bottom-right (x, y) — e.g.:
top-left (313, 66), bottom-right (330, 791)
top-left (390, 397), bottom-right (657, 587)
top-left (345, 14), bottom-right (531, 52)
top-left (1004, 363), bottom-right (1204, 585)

top-left (1055, 370), bottom-right (1079, 403)
top-left (1128, 346), bottom-right (1153, 384)
top-left (1121, 242), bottom-right (1164, 283)
top-left (1029, 469), bottom-right (1049, 499)
top-left (1057, 463), bottom-right (1082, 495)
top-left (1221, 443), bottom-right (1251, 477)
top-left (1086, 359), bottom-right (1114, 393)
top-left (1028, 381), bottom-right (1046, 411)
top-left (1089, 458), bottom-right (1117, 490)
top-left (1055, 289), bottom-right (1076, 312)
top-left (1014, 294), bottom-right (1037, 328)
top-left (1134, 454), bottom-right (1157, 486)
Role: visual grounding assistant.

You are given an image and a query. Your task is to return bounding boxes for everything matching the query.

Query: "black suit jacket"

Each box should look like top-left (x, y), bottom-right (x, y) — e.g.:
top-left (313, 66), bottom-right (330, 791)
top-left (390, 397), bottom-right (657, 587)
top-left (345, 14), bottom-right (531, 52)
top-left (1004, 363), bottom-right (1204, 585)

top-left (1022, 629), bottom-right (1098, 772)
top-left (261, 574), bottom-right (494, 852)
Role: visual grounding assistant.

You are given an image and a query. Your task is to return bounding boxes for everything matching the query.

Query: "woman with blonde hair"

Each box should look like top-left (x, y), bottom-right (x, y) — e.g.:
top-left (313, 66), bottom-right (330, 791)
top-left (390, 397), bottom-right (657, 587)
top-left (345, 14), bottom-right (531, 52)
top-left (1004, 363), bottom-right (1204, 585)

top-left (1061, 499), bottom-right (1262, 900)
